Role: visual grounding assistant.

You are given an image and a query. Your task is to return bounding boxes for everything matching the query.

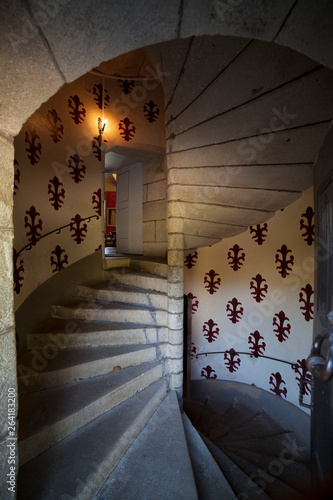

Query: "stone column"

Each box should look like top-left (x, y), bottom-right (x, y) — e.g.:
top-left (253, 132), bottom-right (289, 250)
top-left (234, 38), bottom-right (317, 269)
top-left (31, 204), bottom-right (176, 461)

top-left (167, 230), bottom-right (185, 394)
top-left (0, 135), bottom-right (18, 499)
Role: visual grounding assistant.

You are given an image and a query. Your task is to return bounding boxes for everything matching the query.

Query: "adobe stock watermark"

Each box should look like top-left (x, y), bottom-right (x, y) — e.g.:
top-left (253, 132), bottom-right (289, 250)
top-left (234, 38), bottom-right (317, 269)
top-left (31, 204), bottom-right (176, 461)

top-left (237, 438), bottom-right (308, 498)
top-left (238, 107), bottom-right (297, 163)
top-left (6, 0), bottom-right (72, 54)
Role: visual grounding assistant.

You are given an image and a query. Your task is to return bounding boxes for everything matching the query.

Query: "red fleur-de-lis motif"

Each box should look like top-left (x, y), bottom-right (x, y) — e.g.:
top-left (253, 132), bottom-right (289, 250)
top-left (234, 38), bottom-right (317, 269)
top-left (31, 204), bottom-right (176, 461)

top-left (295, 359), bottom-right (312, 396)
top-left (269, 372), bottom-right (287, 398)
top-left (203, 319), bottom-right (219, 343)
top-left (204, 269), bottom-right (221, 294)
top-left (46, 109), bottom-right (64, 143)
top-left (48, 176), bottom-right (65, 211)
top-left (250, 223), bottom-right (268, 245)
top-left (119, 117), bottom-right (136, 142)
top-left (224, 348), bottom-right (241, 373)
top-left (188, 293), bottom-right (199, 314)
top-left (273, 311), bottom-right (291, 342)
top-left (275, 244), bottom-right (294, 278)
top-left (70, 214), bottom-right (87, 244)
top-left (95, 244), bottom-right (102, 252)
top-left (92, 136), bottom-right (108, 161)
top-left (226, 297), bottom-right (243, 324)
top-left (300, 206), bottom-right (314, 246)
top-left (50, 245), bottom-right (68, 273)
top-left (25, 126), bottom-right (42, 165)
top-left (118, 79), bottom-right (135, 94)
top-left (24, 206), bottom-right (42, 246)
top-left (191, 343), bottom-right (197, 360)
top-left (92, 188), bottom-right (102, 216)
top-left (228, 244), bottom-right (245, 271)
top-left (14, 160), bottom-right (20, 196)
top-left (143, 100), bottom-right (160, 123)
top-left (248, 331), bottom-right (266, 358)
top-left (68, 95), bottom-right (86, 125)
top-left (92, 83), bottom-right (110, 109)
top-left (299, 283), bottom-right (314, 321)
top-left (13, 249), bottom-right (24, 295)
top-left (184, 251), bottom-right (198, 269)
top-left (250, 274), bottom-right (268, 303)
top-left (201, 365), bottom-right (217, 379)
top-left (68, 154), bottom-right (86, 183)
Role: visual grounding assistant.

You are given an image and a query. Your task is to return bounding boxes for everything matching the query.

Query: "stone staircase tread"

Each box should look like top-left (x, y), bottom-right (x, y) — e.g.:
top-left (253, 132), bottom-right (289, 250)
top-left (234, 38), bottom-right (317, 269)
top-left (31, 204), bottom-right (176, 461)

top-left (199, 433), bottom-right (271, 500)
top-left (17, 379), bottom-right (168, 500)
top-left (219, 433), bottom-right (311, 463)
top-left (18, 361), bottom-right (162, 442)
top-left (94, 392), bottom-right (198, 500)
top-left (53, 297), bottom-right (167, 311)
top-left (80, 281), bottom-right (167, 296)
top-left (182, 413), bottom-right (236, 500)
top-left (30, 318), bottom-right (164, 335)
top-left (183, 398), bottom-right (206, 427)
top-left (27, 318), bottom-right (167, 349)
top-left (18, 344), bottom-right (155, 375)
top-left (196, 397), bottom-right (260, 440)
top-left (219, 408), bottom-right (292, 441)
top-left (222, 446), bottom-right (304, 500)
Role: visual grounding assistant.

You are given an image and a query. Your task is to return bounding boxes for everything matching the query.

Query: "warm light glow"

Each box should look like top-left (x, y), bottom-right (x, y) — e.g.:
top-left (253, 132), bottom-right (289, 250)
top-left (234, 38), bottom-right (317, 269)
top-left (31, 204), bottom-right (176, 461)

top-left (98, 117), bottom-right (107, 135)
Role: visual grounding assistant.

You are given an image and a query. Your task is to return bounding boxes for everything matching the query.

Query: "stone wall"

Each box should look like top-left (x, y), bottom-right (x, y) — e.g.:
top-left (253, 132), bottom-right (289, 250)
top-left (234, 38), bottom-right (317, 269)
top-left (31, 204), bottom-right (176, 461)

top-left (1, 1), bottom-right (333, 494)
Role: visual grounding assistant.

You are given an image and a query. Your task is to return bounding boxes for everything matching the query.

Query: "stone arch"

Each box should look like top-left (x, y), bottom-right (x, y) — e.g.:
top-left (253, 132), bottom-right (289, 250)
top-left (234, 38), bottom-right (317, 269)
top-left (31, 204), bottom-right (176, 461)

top-left (1, 1), bottom-right (333, 483)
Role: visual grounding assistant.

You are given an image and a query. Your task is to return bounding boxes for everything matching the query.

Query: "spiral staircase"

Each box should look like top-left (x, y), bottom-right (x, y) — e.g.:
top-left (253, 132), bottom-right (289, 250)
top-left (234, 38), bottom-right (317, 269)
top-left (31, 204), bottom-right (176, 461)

top-left (15, 256), bottom-right (311, 500)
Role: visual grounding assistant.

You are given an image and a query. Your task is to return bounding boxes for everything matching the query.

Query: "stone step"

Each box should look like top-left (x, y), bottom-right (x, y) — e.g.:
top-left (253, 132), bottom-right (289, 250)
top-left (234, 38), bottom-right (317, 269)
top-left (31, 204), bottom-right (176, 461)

top-left (94, 391), bottom-right (198, 500)
top-left (195, 397), bottom-right (260, 441)
top-left (26, 318), bottom-right (168, 350)
top-left (105, 268), bottom-right (168, 293)
top-left (182, 413), bottom-right (236, 500)
top-left (18, 361), bottom-right (164, 466)
top-left (130, 258), bottom-right (168, 278)
top-left (52, 298), bottom-right (168, 326)
top-left (220, 409), bottom-right (291, 442)
top-left (221, 446), bottom-right (304, 500)
top-left (78, 281), bottom-right (168, 309)
top-left (18, 344), bottom-right (159, 393)
top-left (17, 378), bottom-right (168, 500)
top-left (200, 433), bottom-right (271, 500)
top-left (104, 256), bottom-right (132, 269)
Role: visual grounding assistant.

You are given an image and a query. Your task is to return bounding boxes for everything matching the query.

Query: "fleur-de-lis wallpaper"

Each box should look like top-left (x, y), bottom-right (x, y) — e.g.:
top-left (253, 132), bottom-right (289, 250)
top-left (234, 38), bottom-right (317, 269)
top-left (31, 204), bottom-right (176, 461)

top-left (185, 188), bottom-right (314, 414)
top-left (13, 69), bottom-right (164, 308)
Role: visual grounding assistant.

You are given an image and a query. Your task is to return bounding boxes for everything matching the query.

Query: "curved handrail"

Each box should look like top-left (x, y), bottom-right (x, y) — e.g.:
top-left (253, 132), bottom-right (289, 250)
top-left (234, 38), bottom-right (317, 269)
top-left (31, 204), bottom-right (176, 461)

top-left (195, 350), bottom-right (297, 369)
top-left (16, 215), bottom-right (100, 257)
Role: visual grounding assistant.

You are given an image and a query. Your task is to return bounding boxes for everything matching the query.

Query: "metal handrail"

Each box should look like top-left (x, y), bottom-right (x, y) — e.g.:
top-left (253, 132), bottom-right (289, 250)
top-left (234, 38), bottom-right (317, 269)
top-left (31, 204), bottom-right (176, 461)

top-left (16, 214), bottom-right (100, 257)
top-left (195, 350), bottom-right (297, 369)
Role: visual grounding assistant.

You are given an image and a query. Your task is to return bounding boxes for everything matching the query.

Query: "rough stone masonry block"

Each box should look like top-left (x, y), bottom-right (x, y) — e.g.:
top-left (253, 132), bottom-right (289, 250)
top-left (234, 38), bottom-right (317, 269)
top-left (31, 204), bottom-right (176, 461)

top-left (167, 233), bottom-right (184, 251)
top-left (143, 200), bottom-right (167, 222)
top-left (170, 372), bottom-right (183, 391)
top-left (0, 230), bottom-right (15, 333)
top-left (168, 329), bottom-right (183, 345)
top-left (168, 249), bottom-right (184, 267)
top-left (28, 0), bottom-right (180, 83)
top-left (156, 220), bottom-right (167, 242)
top-left (148, 179), bottom-right (167, 202)
top-left (0, 0), bottom-right (64, 137)
top-left (168, 266), bottom-right (184, 284)
top-left (0, 331), bottom-right (17, 440)
top-left (181, 0), bottom-right (295, 42)
top-left (143, 221), bottom-right (156, 243)
top-left (168, 344), bottom-right (183, 359)
top-left (168, 312), bottom-right (184, 330)
top-left (0, 137), bottom-right (14, 229)
top-left (168, 297), bottom-right (184, 315)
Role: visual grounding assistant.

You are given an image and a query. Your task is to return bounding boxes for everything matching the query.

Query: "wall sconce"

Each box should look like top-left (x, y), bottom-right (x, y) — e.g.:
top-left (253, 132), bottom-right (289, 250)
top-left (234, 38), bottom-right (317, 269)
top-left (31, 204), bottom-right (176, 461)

top-left (98, 117), bottom-right (107, 136)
